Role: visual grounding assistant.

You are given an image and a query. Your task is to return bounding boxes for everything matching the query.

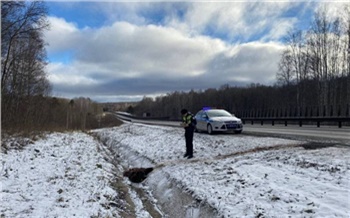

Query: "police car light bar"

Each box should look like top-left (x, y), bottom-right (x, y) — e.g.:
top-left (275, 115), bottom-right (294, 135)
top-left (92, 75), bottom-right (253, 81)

top-left (202, 107), bottom-right (213, 110)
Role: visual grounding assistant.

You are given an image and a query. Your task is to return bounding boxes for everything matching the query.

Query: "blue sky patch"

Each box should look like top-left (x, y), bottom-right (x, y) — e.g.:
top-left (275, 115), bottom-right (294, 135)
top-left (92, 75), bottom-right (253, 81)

top-left (47, 2), bottom-right (108, 29)
top-left (48, 50), bottom-right (75, 65)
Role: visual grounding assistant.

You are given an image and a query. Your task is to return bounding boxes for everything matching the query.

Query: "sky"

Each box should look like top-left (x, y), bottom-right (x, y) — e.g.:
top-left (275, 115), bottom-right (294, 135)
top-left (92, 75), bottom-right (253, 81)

top-left (43, 1), bottom-right (347, 102)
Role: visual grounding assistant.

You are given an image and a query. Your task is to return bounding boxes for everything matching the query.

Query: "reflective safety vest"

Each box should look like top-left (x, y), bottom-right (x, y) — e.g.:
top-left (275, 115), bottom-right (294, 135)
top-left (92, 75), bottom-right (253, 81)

top-left (182, 113), bottom-right (195, 127)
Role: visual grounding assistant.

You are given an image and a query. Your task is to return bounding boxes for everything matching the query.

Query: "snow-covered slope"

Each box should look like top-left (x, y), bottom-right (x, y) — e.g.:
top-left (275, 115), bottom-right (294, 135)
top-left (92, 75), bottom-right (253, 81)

top-left (95, 123), bottom-right (350, 218)
top-left (1, 132), bottom-right (119, 217)
top-left (1, 123), bottom-right (349, 217)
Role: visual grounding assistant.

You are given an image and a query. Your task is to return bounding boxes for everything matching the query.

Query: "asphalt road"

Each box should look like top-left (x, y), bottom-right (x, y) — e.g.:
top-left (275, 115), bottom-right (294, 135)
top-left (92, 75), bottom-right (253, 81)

top-left (115, 114), bottom-right (350, 145)
top-left (242, 124), bottom-right (350, 144)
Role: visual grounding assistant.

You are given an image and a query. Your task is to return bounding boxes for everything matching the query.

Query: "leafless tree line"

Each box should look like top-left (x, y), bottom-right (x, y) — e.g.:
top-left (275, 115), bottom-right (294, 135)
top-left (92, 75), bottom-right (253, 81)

top-left (132, 6), bottom-right (350, 120)
top-left (277, 5), bottom-right (350, 110)
top-left (132, 84), bottom-right (294, 120)
top-left (1, 2), bottom-right (107, 132)
top-left (1, 1), bottom-right (51, 131)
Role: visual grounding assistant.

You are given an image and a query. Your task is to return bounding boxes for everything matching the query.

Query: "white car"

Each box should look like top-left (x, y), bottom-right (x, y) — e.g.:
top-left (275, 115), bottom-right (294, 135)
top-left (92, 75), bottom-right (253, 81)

top-left (194, 108), bottom-right (243, 134)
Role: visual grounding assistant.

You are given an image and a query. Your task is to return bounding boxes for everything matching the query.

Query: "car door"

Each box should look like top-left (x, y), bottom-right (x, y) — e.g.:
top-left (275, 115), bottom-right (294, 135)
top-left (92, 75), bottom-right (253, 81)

top-left (201, 111), bottom-right (210, 130)
top-left (196, 111), bottom-right (205, 131)
top-left (198, 111), bottom-right (210, 131)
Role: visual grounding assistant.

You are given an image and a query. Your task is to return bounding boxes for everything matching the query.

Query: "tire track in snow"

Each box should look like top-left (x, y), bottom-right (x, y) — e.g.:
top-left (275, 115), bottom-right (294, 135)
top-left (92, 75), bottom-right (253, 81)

top-left (155, 143), bottom-right (304, 169)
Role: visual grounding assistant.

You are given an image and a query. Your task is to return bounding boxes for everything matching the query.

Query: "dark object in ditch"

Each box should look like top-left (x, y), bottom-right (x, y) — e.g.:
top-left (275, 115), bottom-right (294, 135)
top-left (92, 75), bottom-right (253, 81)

top-left (123, 167), bottom-right (154, 183)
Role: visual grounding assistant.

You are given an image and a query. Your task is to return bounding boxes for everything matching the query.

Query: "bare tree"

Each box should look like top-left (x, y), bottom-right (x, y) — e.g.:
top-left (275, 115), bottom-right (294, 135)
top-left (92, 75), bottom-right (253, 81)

top-left (280, 29), bottom-right (311, 108)
top-left (277, 50), bottom-right (295, 86)
top-left (340, 5), bottom-right (350, 106)
top-left (1, 1), bottom-right (50, 130)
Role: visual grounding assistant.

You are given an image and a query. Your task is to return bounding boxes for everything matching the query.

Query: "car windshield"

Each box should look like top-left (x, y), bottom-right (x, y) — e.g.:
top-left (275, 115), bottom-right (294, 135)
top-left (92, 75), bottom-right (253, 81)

top-left (206, 110), bottom-right (232, 117)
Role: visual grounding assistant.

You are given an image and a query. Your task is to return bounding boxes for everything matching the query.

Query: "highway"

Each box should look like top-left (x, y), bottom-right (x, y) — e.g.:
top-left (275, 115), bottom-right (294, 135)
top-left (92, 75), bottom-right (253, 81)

top-left (242, 124), bottom-right (350, 144)
top-left (115, 113), bottom-right (350, 145)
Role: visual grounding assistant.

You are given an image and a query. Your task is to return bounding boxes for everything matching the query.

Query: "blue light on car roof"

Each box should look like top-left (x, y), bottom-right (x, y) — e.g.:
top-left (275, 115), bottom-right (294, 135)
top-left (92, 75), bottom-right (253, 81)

top-left (202, 107), bottom-right (212, 111)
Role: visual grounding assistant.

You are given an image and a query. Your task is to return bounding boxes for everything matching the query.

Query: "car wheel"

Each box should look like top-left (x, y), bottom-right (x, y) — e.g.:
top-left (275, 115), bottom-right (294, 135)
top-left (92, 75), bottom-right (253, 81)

top-left (234, 130), bottom-right (242, 134)
top-left (207, 124), bottom-right (213, 134)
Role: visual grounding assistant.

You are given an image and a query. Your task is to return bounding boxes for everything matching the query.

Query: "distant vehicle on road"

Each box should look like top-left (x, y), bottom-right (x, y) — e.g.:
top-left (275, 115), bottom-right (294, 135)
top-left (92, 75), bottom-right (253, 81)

top-left (194, 108), bottom-right (243, 134)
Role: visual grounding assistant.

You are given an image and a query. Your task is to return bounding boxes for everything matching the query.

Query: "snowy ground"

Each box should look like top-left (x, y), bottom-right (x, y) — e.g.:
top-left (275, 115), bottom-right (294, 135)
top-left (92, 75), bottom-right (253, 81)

top-left (1, 132), bottom-right (120, 217)
top-left (1, 123), bottom-right (349, 217)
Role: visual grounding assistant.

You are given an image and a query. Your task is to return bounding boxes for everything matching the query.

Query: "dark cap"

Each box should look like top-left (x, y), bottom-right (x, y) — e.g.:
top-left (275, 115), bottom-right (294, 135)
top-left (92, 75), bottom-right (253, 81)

top-left (180, 109), bottom-right (188, 115)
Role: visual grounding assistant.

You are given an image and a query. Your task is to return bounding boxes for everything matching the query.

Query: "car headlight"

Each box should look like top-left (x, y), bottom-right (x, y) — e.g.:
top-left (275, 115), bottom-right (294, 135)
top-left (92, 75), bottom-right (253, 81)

top-left (237, 120), bottom-right (242, 124)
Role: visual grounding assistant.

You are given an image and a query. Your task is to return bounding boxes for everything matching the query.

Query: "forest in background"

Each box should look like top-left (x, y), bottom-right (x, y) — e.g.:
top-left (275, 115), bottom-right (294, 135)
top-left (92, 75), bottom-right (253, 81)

top-left (131, 6), bottom-right (350, 120)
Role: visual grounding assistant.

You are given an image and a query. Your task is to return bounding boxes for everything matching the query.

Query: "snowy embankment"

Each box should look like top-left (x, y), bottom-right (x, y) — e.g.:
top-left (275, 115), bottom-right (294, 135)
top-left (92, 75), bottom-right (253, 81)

top-left (94, 123), bottom-right (350, 218)
top-left (1, 123), bottom-right (349, 217)
top-left (1, 132), bottom-right (120, 217)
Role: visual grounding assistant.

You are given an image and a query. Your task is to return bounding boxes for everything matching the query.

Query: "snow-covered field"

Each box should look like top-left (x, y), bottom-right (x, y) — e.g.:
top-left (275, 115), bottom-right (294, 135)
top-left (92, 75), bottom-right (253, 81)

top-left (1, 123), bottom-right (349, 217)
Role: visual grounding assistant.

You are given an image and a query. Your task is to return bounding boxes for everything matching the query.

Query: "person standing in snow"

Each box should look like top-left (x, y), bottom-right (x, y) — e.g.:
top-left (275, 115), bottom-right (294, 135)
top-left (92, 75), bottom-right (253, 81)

top-left (180, 109), bottom-right (196, 159)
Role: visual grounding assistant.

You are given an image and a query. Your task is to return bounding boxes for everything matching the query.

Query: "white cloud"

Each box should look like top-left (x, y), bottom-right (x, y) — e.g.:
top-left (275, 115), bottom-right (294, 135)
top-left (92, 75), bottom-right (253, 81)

top-left (206, 41), bottom-right (285, 85)
top-left (44, 2), bottom-right (305, 102)
top-left (261, 18), bottom-right (298, 41)
top-left (166, 2), bottom-right (303, 42)
top-left (45, 17), bottom-right (80, 53)
top-left (45, 18), bottom-right (227, 79)
top-left (46, 63), bottom-right (100, 86)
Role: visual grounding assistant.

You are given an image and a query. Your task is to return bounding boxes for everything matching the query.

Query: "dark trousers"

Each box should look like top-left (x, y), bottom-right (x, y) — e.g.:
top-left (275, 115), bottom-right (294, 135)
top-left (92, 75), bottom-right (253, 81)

top-left (185, 127), bottom-right (194, 156)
